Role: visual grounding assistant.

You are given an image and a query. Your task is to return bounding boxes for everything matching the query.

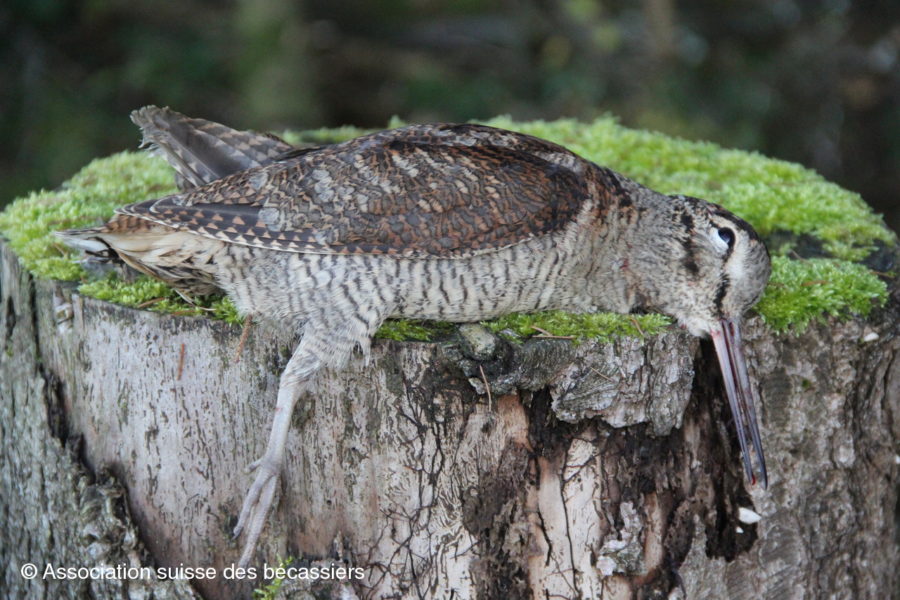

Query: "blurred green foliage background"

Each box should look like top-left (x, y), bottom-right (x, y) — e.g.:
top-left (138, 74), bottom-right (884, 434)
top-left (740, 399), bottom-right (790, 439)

top-left (2, 0), bottom-right (898, 232)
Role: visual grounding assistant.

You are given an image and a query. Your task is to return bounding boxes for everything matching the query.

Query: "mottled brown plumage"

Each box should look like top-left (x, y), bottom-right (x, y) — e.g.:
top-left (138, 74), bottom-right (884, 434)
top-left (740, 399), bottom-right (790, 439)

top-left (117, 121), bottom-right (614, 258)
top-left (58, 106), bottom-right (772, 568)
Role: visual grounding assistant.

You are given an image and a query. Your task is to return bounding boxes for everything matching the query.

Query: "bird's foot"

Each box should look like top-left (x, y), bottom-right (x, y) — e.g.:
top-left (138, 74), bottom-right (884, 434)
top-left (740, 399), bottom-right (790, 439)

top-left (233, 455), bottom-right (282, 568)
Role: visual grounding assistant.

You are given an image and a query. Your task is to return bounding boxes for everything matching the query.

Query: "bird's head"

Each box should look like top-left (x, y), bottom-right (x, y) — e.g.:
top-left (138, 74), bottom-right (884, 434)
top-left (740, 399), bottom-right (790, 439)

top-left (659, 197), bottom-right (771, 337)
top-left (631, 195), bottom-right (771, 487)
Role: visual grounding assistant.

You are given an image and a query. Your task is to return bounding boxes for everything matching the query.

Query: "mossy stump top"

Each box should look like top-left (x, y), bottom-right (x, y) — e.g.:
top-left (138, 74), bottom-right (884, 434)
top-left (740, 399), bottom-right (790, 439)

top-left (0, 115), bottom-right (893, 340)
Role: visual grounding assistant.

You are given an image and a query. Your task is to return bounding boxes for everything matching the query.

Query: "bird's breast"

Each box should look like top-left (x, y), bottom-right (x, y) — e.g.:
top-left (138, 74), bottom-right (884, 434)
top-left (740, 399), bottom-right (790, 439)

top-left (210, 232), bottom-right (610, 326)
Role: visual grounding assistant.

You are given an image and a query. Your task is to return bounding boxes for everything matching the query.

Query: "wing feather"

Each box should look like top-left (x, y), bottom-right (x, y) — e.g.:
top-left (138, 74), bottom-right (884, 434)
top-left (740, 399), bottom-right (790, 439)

top-left (118, 123), bottom-right (604, 258)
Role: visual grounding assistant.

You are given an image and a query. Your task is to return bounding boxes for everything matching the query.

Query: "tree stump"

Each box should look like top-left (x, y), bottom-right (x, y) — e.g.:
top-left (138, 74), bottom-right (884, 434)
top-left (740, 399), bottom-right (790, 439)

top-left (1, 239), bottom-right (898, 599)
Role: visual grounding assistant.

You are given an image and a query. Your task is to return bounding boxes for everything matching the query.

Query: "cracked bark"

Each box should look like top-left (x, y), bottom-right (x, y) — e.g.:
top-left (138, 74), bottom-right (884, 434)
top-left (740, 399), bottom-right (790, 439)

top-left (1, 239), bottom-right (898, 600)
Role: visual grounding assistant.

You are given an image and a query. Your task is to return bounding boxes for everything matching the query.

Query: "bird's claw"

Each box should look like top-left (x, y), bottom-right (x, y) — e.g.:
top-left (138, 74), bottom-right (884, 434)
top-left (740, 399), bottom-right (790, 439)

top-left (233, 456), bottom-right (282, 567)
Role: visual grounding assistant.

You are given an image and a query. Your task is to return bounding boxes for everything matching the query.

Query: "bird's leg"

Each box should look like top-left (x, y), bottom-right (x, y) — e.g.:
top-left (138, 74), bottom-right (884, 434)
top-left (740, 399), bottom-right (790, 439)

top-left (233, 340), bottom-right (321, 568)
top-left (232, 297), bottom-right (390, 567)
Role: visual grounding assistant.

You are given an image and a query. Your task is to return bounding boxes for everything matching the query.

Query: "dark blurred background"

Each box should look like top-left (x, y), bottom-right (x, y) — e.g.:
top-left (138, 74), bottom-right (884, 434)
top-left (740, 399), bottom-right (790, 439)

top-left (2, 0), bottom-right (898, 232)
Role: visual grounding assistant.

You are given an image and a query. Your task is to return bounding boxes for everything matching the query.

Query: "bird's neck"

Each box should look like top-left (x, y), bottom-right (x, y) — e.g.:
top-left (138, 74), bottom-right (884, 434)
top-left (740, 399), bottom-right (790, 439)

top-left (581, 181), bottom-right (681, 316)
top-left (618, 191), bottom-right (688, 316)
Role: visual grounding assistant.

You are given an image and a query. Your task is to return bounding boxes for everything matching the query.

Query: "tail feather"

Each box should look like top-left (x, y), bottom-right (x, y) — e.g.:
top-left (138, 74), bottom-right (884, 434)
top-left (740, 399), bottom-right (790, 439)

top-left (130, 106), bottom-right (296, 190)
top-left (54, 228), bottom-right (110, 256)
top-left (55, 220), bottom-right (223, 296)
top-left (55, 213), bottom-right (162, 260)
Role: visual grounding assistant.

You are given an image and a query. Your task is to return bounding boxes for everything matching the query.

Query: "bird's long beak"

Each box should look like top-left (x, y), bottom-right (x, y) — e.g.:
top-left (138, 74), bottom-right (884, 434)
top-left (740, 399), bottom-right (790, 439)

top-left (710, 318), bottom-right (768, 488)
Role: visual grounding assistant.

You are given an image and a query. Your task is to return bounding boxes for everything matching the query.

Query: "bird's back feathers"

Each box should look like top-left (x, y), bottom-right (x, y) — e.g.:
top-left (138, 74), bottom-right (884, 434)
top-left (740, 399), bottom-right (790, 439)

top-left (114, 116), bottom-right (617, 258)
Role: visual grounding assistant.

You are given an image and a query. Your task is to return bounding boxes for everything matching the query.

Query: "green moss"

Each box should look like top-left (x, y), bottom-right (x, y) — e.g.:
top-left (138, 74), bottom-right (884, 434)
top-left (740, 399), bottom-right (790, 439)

top-left (482, 311), bottom-right (672, 343)
top-left (78, 275), bottom-right (243, 324)
top-left (371, 310), bottom-right (672, 344)
top-left (755, 256), bottom-right (887, 333)
top-left (0, 116), bottom-right (893, 341)
top-left (375, 319), bottom-right (456, 342)
top-left (373, 311), bottom-right (672, 343)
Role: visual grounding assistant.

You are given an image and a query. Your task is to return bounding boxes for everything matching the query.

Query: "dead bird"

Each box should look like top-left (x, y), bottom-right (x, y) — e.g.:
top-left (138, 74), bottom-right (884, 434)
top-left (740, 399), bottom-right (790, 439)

top-left (57, 106), bottom-right (771, 566)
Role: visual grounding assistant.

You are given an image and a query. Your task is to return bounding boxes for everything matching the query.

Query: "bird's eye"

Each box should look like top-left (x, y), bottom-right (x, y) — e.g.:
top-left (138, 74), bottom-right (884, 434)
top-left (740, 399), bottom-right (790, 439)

top-left (717, 227), bottom-right (735, 248)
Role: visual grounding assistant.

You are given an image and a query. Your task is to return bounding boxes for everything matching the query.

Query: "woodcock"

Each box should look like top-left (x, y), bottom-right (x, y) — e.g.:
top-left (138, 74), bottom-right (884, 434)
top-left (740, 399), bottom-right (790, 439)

top-left (57, 106), bottom-right (772, 567)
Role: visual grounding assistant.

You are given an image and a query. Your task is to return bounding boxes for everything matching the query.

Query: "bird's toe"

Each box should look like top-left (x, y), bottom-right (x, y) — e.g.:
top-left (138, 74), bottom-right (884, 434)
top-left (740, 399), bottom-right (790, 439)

top-left (233, 457), bottom-right (282, 566)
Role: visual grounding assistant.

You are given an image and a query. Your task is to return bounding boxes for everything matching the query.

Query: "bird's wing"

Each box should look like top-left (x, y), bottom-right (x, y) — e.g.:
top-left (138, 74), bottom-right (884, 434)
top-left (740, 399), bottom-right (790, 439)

top-left (131, 106), bottom-right (298, 190)
top-left (118, 123), bottom-right (606, 258)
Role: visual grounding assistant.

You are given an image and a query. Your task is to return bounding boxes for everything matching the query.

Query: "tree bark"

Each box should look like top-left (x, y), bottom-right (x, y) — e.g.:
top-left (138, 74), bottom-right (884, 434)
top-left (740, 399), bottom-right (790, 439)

top-left (1, 239), bottom-right (898, 599)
